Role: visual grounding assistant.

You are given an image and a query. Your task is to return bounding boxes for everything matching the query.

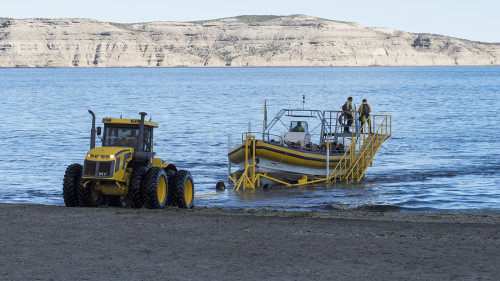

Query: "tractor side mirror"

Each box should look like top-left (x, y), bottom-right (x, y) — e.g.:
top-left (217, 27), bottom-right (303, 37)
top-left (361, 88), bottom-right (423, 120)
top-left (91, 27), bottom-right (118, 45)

top-left (97, 127), bottom-right (102, 136)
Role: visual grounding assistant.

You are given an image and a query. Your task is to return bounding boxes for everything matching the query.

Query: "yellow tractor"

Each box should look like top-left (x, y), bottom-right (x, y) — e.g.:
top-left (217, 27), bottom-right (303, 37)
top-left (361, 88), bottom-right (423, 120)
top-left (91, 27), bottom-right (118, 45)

top-left (63, 111), bottom-right (194, 209)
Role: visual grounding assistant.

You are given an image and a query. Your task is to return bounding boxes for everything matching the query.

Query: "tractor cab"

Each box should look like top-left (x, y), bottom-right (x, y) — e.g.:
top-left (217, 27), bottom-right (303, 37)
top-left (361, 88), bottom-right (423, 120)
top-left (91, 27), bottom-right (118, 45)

top-left (81, 115), bottom-right (158, 183)
top-left (101, 117), bottom-right (157, 152)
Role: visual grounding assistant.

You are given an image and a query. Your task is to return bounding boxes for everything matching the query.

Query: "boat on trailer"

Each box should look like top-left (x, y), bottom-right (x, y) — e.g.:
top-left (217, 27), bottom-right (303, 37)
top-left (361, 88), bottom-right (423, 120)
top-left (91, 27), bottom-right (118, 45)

top-left (225, 103), bottom-right (391, 190)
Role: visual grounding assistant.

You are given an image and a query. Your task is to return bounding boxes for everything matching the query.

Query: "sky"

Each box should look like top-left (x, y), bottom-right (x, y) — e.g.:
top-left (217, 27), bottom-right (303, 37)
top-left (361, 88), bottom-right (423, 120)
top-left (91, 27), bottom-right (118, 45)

top-left (1, 0), bottom-right (499, 43)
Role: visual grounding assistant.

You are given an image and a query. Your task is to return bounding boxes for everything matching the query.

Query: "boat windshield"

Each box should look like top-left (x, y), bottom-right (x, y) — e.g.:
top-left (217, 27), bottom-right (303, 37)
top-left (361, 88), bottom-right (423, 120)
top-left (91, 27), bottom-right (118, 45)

top-left (290, 121), bottom-right (308, 133)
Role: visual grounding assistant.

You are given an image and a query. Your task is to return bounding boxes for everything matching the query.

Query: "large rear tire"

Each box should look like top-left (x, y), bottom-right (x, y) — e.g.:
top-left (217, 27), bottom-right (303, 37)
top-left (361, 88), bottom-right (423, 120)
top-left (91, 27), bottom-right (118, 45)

top-left (128, 166), bottom-right (147, 208)
top-left (62, 163), bottom-right (82, 207)
top-left (165, 169), bottom-right (176, 206)
top-left (171, 170), bottom-right (194, 209)
top-left (143, 167), bottom-right (168, 209)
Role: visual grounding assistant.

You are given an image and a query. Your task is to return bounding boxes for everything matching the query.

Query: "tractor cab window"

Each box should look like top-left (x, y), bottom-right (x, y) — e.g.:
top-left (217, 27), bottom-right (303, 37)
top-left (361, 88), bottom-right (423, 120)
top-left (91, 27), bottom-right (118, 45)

top-left (142, 127), bottom-right (152, 152)
top-left (103, 126), bottom-right (139, 147)
top-left (290, 121), bottom-right (308, 133)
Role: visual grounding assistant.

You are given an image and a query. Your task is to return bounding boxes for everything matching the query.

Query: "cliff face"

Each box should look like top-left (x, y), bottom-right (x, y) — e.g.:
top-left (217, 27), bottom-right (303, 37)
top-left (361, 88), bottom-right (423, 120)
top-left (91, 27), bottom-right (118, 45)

top-left (0, 15), bottom-right (498, 67)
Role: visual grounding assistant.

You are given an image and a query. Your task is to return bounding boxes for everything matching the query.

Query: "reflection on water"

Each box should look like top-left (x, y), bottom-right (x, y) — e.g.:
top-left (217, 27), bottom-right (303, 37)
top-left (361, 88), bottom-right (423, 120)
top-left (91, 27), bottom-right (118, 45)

top-left (0, 67), bottom-right (499, 214)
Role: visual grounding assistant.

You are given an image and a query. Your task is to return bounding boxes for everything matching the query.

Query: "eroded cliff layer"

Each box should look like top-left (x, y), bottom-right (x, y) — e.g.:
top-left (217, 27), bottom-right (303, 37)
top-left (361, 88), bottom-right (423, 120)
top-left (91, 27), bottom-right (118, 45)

top-left (0, 15), bottom-right (498, 67)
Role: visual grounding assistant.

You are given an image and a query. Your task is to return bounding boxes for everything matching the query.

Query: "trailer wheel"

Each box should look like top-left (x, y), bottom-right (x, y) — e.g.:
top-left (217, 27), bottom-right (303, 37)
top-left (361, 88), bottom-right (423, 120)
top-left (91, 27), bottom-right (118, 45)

top-left (216, 181), bottom-right (225, 191)
top-left (63, 163), bottom-right (82, 207)
top-left (78, 181), bottom-right (102, 207)
top-left (172, 170), bottom-right (194, 209)
top-left (128, 166), bottom-right (147, 208)
top-left (143, 167), bottom-right (168, 209)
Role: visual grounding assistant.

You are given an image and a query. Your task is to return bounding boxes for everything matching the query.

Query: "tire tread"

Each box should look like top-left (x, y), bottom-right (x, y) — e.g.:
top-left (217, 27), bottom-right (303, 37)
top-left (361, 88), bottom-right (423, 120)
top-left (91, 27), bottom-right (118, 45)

top-left (172, 170), bottom-right (194, 209)
top-left (62, 163), bottom-right (82, 207)
top-left (143, 167), bottom-right (167, 209)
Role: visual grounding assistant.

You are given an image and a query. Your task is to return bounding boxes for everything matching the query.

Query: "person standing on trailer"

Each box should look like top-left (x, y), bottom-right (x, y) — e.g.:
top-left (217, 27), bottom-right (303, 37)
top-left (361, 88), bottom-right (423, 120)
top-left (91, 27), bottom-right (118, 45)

top-left (358, 99), bottom-right (371, 133)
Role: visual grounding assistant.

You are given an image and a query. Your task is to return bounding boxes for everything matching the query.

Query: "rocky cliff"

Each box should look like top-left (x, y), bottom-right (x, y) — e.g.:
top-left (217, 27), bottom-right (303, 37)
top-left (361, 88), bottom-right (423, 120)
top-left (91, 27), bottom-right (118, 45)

top-left (1, 15), bottom-right (499, 67)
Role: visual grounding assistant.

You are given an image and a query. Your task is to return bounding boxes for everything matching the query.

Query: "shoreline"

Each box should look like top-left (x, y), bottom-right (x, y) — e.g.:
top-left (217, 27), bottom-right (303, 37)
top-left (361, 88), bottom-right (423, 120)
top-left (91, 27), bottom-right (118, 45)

top-left (1, 203), bottom-right (499, 280)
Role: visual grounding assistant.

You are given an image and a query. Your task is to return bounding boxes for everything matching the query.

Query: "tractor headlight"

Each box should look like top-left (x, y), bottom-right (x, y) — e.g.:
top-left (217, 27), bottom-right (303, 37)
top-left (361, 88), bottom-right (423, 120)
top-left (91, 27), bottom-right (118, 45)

top-left (110, 155), bottom-right (115, 159)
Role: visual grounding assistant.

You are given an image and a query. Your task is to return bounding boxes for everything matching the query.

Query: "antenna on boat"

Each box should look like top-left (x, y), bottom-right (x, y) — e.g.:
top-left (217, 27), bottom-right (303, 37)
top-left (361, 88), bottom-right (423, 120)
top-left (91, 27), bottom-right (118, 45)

top-left (263, 100), bottom-right (267, 141)
top-left (302, 95), bottom-right (305, 110)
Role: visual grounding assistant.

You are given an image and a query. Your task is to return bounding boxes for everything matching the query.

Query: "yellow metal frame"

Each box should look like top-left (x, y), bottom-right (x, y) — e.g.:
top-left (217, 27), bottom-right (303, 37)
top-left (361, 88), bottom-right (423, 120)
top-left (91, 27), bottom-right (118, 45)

top-left (228, 115), bottom-right (392, 190)
top-left (231, 135), bottom-right (257, 191)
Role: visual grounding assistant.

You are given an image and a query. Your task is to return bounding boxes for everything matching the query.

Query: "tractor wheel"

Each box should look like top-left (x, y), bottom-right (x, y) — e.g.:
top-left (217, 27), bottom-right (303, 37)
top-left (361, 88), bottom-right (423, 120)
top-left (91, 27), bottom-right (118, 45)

top-left (171, 170), bottom-right (194, 209)
top-left (62, 163), bottom-right (82, 207)
top-left (165, 169), bottom-right (176, 206)
top-left (143, 167), bottom-right (168, 209)
top-left (128, 166), bottom-right (147, 208)
top-left (78, 181), bottom-right (103, 207)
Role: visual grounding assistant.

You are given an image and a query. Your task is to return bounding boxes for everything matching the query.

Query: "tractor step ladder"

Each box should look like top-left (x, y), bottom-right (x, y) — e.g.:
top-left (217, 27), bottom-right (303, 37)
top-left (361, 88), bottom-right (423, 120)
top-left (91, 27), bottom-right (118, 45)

top-left (330, 115), bottom-right (391, 183)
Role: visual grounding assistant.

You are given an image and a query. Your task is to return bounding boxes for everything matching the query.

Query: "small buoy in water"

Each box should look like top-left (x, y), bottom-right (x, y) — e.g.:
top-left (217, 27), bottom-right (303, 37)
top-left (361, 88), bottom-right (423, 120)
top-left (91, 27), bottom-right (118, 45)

top-left (216, 181), bottom-right (226, 191)
top-left (262, 183), bottom-right (271, 190)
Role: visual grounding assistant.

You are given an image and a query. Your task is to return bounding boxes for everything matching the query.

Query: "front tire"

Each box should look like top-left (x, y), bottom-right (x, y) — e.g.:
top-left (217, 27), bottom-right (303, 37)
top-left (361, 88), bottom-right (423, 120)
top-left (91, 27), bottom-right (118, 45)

top-left (143, 167), bottom-right (168, 209)
top-left (78, 181), bottom-right (103, 207)
top-left (171, 170), bottom-right (194, 209)
top-left (63, 163), bottom-right (82, 207)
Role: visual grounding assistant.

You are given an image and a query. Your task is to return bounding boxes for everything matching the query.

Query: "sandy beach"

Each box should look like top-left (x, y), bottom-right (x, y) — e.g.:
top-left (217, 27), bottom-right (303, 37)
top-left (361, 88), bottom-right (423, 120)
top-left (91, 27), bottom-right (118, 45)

top-left (0, 203), bottom-right (499, 280)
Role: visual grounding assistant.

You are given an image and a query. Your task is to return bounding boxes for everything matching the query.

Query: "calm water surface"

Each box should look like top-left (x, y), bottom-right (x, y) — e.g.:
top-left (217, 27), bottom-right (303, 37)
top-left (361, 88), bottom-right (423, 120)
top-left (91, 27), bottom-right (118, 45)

top-left (0, 67), bottom-right (498, 214)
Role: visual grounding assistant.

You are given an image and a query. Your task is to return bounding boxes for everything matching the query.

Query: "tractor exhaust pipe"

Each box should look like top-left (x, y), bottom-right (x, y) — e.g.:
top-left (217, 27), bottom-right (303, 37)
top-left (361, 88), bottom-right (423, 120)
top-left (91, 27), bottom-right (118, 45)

top-left (137, 112), bottom-right (147, 152)
top-left (88, 110), bottom-right (96, 149)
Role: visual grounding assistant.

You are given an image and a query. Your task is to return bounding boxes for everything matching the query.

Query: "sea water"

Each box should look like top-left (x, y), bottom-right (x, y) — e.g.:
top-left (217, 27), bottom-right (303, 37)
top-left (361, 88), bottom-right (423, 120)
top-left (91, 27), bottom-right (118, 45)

top-left (0, 67), bottom-right (498, 214)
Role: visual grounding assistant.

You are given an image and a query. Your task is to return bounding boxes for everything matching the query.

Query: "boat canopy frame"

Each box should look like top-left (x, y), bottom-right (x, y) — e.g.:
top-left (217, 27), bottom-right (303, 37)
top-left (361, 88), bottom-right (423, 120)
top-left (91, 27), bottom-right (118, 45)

top-left (262, 108), bottom-right (360, 145)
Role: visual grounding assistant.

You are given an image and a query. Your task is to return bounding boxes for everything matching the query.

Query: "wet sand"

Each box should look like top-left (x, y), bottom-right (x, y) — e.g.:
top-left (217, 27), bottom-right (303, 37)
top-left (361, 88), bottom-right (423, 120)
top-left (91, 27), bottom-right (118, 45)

top-left (1, 203), bottom-right (499, 280)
